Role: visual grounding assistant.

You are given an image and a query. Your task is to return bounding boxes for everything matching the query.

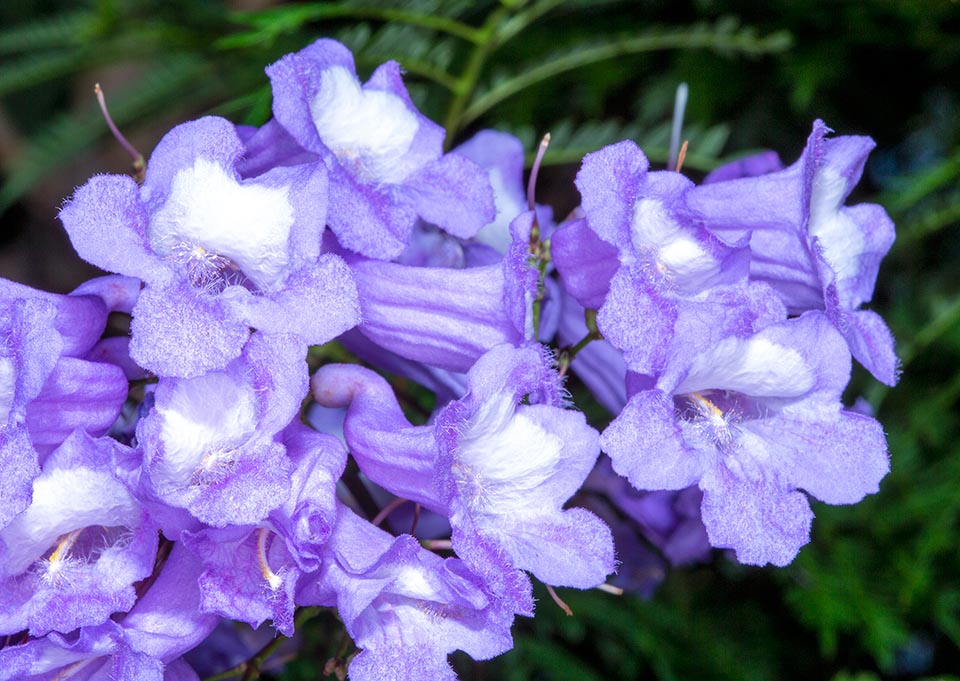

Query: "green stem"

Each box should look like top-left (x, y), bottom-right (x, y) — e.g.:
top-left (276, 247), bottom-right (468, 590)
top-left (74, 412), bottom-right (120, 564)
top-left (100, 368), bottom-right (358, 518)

top-left (442, 6), bottom-right (510, 146)
top-left (230, 3), bottom-right (483, 44)
top-left (459, 28), bottom-right (791, 129)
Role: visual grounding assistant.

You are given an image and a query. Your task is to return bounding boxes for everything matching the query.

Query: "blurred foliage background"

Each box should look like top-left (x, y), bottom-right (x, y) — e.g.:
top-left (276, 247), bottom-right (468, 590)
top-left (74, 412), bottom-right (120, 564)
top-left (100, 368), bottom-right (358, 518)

top-left (2, 0), bottom-right (959, 679)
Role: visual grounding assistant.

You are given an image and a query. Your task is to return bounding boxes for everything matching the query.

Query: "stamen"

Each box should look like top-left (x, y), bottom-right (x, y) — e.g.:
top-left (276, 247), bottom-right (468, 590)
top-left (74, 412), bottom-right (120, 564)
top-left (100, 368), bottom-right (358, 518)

top-left (169, 241), bottom-right (236, 290)
top-left (546, 584), bottom-right (573, 616)
top-left (94, 83), bottom-right (145, 182)
top-left (257, 528), bottom-right (283, 591)
top-left (47, 529), bottom-right (83, 565)
top-left (689, 391), bottom-right (723, 418)
top-left (527, 132), bottom-right (551, 212)
top-left (421, 539), bottom-right (453, 551)
top-left (675, 140), bottom-right (689, 173)
top-left (667, 82), bottom-right (689, 171)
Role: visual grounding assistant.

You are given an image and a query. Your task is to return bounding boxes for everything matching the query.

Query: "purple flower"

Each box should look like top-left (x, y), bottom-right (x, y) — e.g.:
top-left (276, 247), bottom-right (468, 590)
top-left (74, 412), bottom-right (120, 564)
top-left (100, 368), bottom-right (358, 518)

top-left (687, 120), bottom-right (899, 385)
top-left (59, 116), bottom-right (359, 378)
top-left (1, 284), bottom-right (128, 529)
top-left (136, 332), bottom-right (308, 529)
top-left (266, 39), bottom-right (494, 259)
top-left (312, 344), bottom-right (615, 611)
top-left (0, 431), bottom-right (158, 637)
top-left (601, 312), bottom-right (889, 566)
top-left (181, 424), bottom-right (346, 635)
top-left (305, 504), bottom-right (515, 681)
top-left (552, 140), bottom-right (755, 377)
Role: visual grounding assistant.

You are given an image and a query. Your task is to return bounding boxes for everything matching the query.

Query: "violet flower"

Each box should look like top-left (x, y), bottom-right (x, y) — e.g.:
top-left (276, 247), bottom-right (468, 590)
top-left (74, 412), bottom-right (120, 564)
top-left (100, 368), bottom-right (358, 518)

top-left (266, 38), bottom-right (494, 260)
top-left (60, 116), bottom-right (359, 378)
top-left (136, 332), bottom-right (308, 529)
top-left (304, 503), bottom-right (515, 681)
top-left (687, 120), bottom-right (899, 385)
top-left (602, 312), bottom-right (889, 566)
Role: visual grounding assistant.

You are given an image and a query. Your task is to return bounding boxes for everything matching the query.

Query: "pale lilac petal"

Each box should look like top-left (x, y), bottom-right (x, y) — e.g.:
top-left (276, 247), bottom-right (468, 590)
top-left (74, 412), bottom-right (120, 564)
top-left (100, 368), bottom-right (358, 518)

top-left (841, 308), bottom-right (900, 386)
top-left (700, 467), bottom-right (813, 567)
top-left (405, 153), bottom-right (495, 239)
top-left (59, 175), bottom-right (167, 284)
top-left (498, 508), bottom-right (614, 589)
top-left (129, 283), bottom-right (249, 379)
top-left (601, 389), bottom-right (705, 490)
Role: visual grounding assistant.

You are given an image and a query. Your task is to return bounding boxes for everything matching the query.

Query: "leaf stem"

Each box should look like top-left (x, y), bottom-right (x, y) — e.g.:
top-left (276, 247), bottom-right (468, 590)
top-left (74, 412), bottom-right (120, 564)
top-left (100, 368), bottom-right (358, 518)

top-left (443, 5), bottom-right (510, 146)
top-left (459, 27), bottom-right (791, 128)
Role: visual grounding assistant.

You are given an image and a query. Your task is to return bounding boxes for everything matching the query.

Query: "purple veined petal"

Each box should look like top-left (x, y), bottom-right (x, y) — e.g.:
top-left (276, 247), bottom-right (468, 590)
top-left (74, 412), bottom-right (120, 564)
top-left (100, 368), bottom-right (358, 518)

top-left (497, 507), bottom-right (615, 589)
top-left (840, 308), bottom-right (900, 386)
top-left (0, 279), bottom-right (109, 359)
top-left (754, 410), bottom-right (889, 505)
top-left (235, 118), bottom-right (319, 178)
top-left (71, 274), bottom-right (142, 315)
top-left (85, 336), bottom-right (149, 382)
top-left (453, 129), bottom-right (529, 253)
top-left (327, 163), bottom-right (415, 259)
top-left (350, 258), bottom-right (522, 373)
top-left (121, 543), bottom-right (220, 664)
top-left (601, 388), bottom-right (705, 491)
top-left (596, 266), bottom-right (678, 376)
top-left (183, 525), bottom-right (299, 636)
top-left (0, 429), bottom-right (39, 531)
top-left (575, 140), bottom-right (650, 247)
top-left (59, 174), bottom-right (168, 285)
top-left (703, 150), bottom-right (785, 183)
top-left (223, 253), bottom-right (360, 347)
top-left (700, 465), bottom-right (813, 567)
top-left (24, 356), bottom-right (128, 455)
top-left (338, 328), bottom-right (468, 405)
top-left (265, 38), bottom-right (357, 156)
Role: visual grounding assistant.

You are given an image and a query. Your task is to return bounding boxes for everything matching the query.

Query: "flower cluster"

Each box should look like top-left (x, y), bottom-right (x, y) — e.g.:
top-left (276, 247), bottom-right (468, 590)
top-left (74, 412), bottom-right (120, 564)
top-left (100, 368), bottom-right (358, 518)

top-left (0, 37), bottom-right (895, 679)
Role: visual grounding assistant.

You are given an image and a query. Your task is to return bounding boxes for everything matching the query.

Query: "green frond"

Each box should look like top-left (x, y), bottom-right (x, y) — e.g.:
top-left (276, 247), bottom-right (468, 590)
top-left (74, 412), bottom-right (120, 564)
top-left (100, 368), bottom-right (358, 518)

top-left (458, 22), bottom-right (792, 130)
top-left (0, 11), bottom-right (95, 55)
top-left (0, 56), bottom-right (210, 213)
top-left (0, 51), bottom-right (91, 99)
